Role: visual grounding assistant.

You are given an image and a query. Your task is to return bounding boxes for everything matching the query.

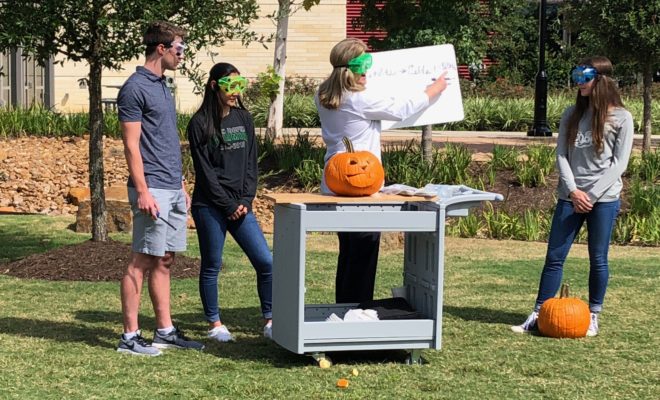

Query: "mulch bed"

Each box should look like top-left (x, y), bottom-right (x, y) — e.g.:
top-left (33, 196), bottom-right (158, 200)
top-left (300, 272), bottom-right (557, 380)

top-left (1, 239), bottom-right (200, 282)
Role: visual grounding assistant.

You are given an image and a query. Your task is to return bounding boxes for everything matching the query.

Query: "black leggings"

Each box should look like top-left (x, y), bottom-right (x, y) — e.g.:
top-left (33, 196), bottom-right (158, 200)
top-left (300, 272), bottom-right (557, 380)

top-left (336, 231), bottom-right (381, 303)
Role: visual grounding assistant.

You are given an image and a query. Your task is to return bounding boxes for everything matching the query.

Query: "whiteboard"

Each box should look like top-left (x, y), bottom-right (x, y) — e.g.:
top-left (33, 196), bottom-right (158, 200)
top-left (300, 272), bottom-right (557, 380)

top-left (365, 44), bottom-right (464, 129)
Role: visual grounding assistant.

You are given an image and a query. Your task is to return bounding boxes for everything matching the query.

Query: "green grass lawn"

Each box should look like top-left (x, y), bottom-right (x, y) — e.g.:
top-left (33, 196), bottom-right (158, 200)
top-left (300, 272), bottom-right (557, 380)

top-left (0, 216), bottom-right (658, 399)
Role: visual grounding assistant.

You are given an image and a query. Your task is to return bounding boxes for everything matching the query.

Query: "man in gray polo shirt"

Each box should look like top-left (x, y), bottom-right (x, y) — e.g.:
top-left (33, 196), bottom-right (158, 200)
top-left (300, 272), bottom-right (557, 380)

top-left (116, 20), bottom-right (203, 356)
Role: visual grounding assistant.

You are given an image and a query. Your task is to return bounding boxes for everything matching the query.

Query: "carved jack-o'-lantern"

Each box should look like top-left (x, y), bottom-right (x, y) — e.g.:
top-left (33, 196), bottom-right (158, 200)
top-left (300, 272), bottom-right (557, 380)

top-left (325, 137), bottom-right (385, 196)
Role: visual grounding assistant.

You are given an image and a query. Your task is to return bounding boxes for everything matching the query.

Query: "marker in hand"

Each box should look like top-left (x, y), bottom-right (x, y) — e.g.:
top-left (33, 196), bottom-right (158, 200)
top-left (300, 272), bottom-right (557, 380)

top-left (156, 211), bottom-right (177, 231)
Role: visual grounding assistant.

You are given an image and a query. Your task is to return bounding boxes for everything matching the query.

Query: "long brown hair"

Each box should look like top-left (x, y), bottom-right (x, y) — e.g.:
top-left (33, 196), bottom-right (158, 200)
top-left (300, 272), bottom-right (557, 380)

top-left (566, 56), bottom-right (624, 153)
top-left (194, 63), bottom-right (247, 145)
top-left (317, 38), bottom-right (368, 109)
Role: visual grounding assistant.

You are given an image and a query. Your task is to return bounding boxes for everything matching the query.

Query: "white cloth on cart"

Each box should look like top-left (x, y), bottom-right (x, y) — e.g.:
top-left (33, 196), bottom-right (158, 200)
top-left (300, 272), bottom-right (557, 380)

top-left (325, 309), bottom-right (379, 322)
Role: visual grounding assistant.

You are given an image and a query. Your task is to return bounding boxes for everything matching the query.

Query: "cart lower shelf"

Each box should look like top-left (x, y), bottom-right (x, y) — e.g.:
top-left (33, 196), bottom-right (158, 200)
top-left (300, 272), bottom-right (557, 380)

top-left (273, 303), bottom-right (435, 354)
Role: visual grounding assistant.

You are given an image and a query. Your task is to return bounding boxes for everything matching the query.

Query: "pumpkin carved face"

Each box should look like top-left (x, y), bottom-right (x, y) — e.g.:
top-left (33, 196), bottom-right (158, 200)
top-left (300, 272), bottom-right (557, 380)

top-left (538, 283), bottom-right (590, 338)
top-left (325, 137), bottom-right (384, 196)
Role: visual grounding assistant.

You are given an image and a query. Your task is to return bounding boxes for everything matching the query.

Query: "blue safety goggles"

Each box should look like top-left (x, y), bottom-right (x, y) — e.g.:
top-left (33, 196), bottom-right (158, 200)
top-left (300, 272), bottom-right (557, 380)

top-left (571, 65), bottom-right (598, 85)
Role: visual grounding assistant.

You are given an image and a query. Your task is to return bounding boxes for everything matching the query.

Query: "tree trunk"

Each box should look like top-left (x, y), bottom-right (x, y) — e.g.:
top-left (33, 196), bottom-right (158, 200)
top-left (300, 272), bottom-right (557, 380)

top-left (421, 124), bottom-right (433, 164)
top-left (266, 0), bottom-right (290, 138)
top-left (88, 59), bottom-right (108, 241)
top-left (642, 63), bottom-right (653, 153)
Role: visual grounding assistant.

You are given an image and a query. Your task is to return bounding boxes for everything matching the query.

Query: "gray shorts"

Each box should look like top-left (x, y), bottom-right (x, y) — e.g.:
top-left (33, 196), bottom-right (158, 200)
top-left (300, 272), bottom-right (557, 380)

top-left (128, 187), bottom-right (188, 257)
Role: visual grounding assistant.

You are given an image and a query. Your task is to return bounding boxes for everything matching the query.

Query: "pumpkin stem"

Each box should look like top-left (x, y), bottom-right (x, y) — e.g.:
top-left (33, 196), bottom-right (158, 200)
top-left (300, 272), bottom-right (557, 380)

top-left (342, 136), bottom-right (354, 153)
top-left (559, 283), bottom-right (570, 298)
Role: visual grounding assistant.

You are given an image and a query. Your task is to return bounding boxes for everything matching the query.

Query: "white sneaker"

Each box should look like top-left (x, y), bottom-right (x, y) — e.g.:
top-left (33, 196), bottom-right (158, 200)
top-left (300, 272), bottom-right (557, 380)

top-left (587, 313), bottom-right (599, 337)
top-left (208, 325), bottom-right (233, 342)
top-left (511, 311), bottom-right (539, 334)
top-left (263, 322), bottom-right (273, 340)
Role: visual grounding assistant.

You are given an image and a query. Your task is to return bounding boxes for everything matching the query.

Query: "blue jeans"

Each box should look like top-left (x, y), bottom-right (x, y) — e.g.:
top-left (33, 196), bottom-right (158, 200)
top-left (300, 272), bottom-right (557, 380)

top-left (192, 206), bottom-right (273, 322)
top-left (534, 199), bottom-right (620, 313)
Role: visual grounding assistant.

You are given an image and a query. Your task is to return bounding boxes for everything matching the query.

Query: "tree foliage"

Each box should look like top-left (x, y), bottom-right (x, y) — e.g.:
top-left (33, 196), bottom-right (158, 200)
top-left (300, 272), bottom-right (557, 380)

top-left (485, 0), bottom-right (573, 87)
top-left (563, 0), bottom-right (659, 70)
top-left (359, 0), bottom-right (489, 70)
top-left (263, 0), bottom-right (321, 137)
top-left (0, 0), bottom-right (263, 240)
top-left (563, 0), bottom-right (660, 151)
top-left (0, 1), bottom-right (262, 73)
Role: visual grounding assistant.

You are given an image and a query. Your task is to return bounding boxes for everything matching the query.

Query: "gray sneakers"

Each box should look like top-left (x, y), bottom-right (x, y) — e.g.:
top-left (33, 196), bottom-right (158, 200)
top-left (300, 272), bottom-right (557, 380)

top-left (117, 330), bottom-right (162, 356)
top-left (152, 327), bottom-right (205, 351)
top-left (511, 311), bottom-right (539, 334)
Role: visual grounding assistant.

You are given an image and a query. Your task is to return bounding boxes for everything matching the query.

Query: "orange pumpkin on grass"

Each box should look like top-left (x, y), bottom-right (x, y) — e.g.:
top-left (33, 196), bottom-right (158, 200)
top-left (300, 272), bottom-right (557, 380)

top-left (538, 283), bottom-right (590, 338)
top-left (325, 137), bottom-right (385, 196)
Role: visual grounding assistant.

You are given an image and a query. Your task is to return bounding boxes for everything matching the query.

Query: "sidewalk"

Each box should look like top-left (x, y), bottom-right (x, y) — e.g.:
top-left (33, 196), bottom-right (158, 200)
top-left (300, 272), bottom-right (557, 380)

top-left (261, 127), bottom-right (658, 149)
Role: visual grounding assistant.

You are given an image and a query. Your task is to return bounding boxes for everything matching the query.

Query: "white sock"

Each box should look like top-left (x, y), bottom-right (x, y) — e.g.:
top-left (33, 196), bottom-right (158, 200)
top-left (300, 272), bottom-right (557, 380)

top-left (123, 330), bottom-right (138, 340)
top-left (157, 326), bottom-right (174, 335)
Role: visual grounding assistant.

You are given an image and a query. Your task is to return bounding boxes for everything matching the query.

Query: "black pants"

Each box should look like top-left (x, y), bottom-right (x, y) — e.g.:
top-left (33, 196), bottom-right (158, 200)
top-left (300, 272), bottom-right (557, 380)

top-left (336, 231), bottom-right (381, 303)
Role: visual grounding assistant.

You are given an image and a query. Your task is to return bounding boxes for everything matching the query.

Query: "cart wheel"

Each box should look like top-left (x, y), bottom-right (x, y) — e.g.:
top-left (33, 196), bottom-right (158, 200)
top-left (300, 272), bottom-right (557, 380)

top-left (311, 353), bottom-right (333, 369)
top-left (404, 350), bottom-right (423, 365)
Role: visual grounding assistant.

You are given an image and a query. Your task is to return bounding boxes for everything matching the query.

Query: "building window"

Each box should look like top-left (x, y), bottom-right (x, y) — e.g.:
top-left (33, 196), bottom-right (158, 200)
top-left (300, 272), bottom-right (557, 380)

top-left (0, 49), bottom-right (52, 108)
top-left (24, 56), bottom-right (45, 106)
top-left (0, 51), bottom-right (11, 107)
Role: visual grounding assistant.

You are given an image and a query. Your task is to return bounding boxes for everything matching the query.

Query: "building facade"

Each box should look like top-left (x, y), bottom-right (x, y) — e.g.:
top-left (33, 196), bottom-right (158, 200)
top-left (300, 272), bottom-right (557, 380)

top-left (6, 1), bottom-right (475, 113)
top-left (51, 0), bottom-right (348, 113)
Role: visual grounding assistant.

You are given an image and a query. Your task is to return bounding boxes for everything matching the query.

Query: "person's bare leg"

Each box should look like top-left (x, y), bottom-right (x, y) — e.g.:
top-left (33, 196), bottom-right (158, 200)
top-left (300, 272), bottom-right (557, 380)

top-left (121, 252), bottom-right (155, 332)
top-left (148, 251), bottom-right (174, 329)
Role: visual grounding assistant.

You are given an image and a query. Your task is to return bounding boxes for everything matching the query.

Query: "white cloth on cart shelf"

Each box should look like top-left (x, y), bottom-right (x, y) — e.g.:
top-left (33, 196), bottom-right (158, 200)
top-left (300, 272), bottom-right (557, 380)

top-left (325, 309), bottom-right (379, 322)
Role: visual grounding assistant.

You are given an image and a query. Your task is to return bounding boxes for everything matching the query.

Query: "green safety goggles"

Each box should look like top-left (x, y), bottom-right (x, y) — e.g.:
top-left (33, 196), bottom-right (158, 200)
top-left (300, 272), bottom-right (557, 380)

top-left (216, 76), bottom-right (248, 95)
top-left (343, 53), bottom-right (373, 75)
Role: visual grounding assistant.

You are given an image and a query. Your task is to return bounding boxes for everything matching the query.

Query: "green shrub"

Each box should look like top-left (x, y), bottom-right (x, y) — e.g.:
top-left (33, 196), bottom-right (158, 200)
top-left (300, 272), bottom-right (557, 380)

top-left (263, 131), bottom-right (325, 173)
top-left (2, 92), bottom-right (658, 136)
top-left (294, 160), bottom-right (323, 191)
top-left (285, 74), bottom-right (319, 96)
top-left (482, 204), bottom-right (522, 240)
top-left (381, 141), bottom-right (471, 187)
top-left (514, 145), bottom-right (555, 187)
top-left (613, 212), bottom-right (660, 246)
top-left (627, 148), bottom-right (660, 183)
top-left (490, 144), bottom-right (519, 170)
top-left (177, 113), bottom-right (192, 140)
top-left (447, 213), bottom-right (482, 238)
top-left (250, 94), bottom-right (319, 128)
top-left (0, 106), bottom-right (124, 138)
top-left (627, 179), bottom-right (660, 216)
top-left (520, 209), bottom-right (550, 242)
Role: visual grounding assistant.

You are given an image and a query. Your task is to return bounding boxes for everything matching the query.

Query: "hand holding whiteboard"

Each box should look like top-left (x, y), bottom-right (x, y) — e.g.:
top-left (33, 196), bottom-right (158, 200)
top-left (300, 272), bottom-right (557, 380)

top-left (365, 44), bottom-right (464, 130)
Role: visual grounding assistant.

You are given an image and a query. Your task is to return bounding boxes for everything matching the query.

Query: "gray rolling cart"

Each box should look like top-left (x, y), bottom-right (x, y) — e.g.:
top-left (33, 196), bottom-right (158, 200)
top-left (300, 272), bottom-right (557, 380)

top-left (267, 186), bottom-right (503, 366)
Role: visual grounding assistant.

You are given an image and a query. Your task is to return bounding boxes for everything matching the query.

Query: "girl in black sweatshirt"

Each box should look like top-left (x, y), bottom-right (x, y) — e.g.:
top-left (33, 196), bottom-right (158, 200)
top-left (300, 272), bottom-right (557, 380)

top-left (187, 62), bottom-right (273, 342)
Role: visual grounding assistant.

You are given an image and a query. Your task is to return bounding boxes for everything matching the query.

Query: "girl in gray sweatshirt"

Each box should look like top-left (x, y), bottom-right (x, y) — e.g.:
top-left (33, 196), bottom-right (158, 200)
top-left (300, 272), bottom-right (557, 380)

top-left (512, 56), bottom-right (634, 337)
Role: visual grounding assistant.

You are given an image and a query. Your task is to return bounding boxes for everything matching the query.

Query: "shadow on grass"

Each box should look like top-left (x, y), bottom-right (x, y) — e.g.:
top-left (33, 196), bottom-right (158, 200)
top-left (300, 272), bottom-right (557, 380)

top-left (74, 308), bottom-right (306, 367)
top-left (0, 216), bottom-right (84, 262)
top-left (74, 308), bottom-right (416, 366)
top-left (0, 317), bottom-right (117, 349)
top-left (444, 305), bottom-right (525, 325)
